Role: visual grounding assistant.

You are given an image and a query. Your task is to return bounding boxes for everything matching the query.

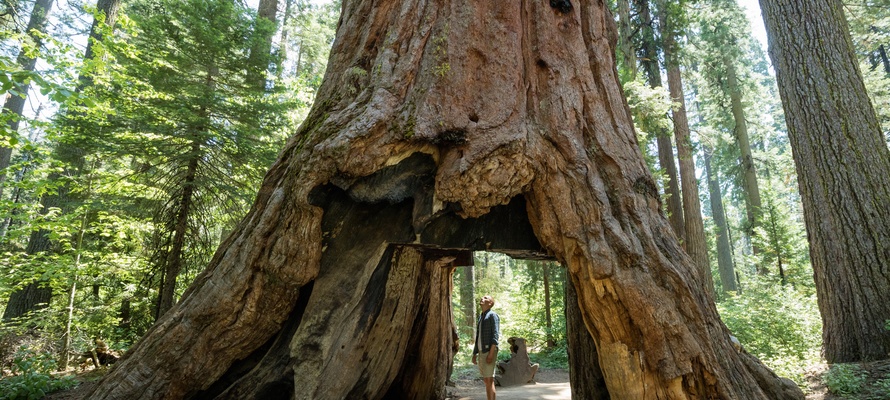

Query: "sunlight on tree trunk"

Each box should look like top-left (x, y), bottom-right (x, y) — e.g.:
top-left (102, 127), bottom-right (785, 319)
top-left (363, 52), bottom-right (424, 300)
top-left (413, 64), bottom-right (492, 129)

top-left (86, 1), bottom-right (803, 398)
top-left (760, 0), bottom-right (890, 363)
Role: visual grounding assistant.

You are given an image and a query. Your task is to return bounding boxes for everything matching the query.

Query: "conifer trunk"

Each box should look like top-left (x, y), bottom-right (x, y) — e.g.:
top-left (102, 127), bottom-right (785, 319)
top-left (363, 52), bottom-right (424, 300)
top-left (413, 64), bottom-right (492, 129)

top-left (459, 265), bottom-right (476, 337)
top-left (246, 0), bottom-right (279, 89)
top-left (155, 140), bottom-right (200, 318)
top-left (759, 0), bottom-right (890, 362)
top-left (724, 56), bottom-right (763, 261)
top-left (615, 0), bottom-right (635, 78)
top-left (543, 261), bottom-right (555, 348)
top-left (0, 0), bottom-right (54, 181)
top-left (662, 10), bottom-right (714, 295)
top-left (635, 0), bottom-right (685, 242)
top-left (705, 146), bottom-right (738, 293)
top-left (87, 1), bottom-right (802, 398)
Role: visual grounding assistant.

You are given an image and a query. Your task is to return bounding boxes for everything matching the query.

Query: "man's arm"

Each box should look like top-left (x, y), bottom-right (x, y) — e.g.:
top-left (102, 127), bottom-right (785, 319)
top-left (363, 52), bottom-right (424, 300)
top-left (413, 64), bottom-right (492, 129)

top-left (486, 314), bottom-right (500, 363)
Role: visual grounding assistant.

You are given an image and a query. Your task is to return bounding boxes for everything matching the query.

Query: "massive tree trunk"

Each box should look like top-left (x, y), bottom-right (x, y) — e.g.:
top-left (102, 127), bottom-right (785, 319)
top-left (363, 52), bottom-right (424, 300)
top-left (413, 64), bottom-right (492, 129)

top-left (3, 0), bottom-right (121, 321)
top-left (759, 0), bottom-right (890, 363)
top-left (87, 1), bottom-right (802, 398)
top-left (565, 274), bottom-right (609, 399)
top-left (704, 146), bottom-right (738, 294)
top-left (661, 8), bottom-right (714, 295)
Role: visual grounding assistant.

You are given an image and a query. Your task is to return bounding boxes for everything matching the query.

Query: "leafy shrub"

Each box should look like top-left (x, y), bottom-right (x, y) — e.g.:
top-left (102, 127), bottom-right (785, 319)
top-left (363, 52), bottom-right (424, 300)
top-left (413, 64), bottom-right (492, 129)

top-left (871, 378), bottom-right (890, 400)
top-left (0, 347), bottom-right (78, 400)
top-left (823, 364), bottom-right (867, 396)
top-left (716, 276), bottom-right (821, 384)
top-left (529, 344), bottom-right (568, 369)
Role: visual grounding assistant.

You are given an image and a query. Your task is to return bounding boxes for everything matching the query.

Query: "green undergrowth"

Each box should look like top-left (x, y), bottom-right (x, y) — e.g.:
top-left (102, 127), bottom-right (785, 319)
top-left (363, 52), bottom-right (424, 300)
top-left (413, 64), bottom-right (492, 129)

top-left (0, 347), bottom-right (78, 400)
top-left (717, 276), bottom-right (822, 386)
top-left (821, 360), bottom-right (890, 400)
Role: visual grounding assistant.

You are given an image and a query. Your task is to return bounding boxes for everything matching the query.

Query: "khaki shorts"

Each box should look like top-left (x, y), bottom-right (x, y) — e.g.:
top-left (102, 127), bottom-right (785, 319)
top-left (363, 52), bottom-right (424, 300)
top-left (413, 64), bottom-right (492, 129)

top-left (477, 351), bottom-right (497, 378)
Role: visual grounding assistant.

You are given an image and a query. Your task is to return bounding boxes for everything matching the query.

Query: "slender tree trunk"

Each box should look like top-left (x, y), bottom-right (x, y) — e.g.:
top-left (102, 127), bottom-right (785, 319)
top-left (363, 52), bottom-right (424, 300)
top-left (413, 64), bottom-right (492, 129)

top-left (459, 265), bottom-right (475, 337)
top-left (704, 146), bottom-right (738, 294)
top-left (616, 0), bottom-right (635, 79)
top-left (0, 0), bottom-right (54, 185)
top-left (765, 202), bottom-right (786, 285)
top-left (760, 0), bottom-right (890, 362)
top-left (635, 0), bottom-right (685, 242)
top-left (543, 261), bottom-right (555, 348)
top-left (155, 140), bottom-right (200, 318)
top-left (724, 56), bottom-right (763, 262)
top-left (661, 8), bottom-right (714, 295)
top-left (61, 278), bottom-right (77, 370)
top-left (294, 38), bottom-right (304, 76)
top-left (247, 0), bottom-right (279, 89)
top-left (878, 44), bottom-right (890, 76)
top-left (60, 200), bottom-right (91, 370)
top-left (276, 0), bottom-right (294, 80)
top-left (0, 114), bottom-right (40, 240)
top-left (3, 0), bottom-right (122, 321)
top-left (87, 1), bottom-right (803, 398)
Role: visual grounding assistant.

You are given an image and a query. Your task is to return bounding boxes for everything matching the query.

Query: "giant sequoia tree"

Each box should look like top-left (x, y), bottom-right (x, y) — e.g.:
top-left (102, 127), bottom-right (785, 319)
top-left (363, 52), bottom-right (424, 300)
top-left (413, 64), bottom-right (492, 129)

top-left (87, 1), bottom-right (803, 398)
top-left (759, 0), bottom-right (890, 363)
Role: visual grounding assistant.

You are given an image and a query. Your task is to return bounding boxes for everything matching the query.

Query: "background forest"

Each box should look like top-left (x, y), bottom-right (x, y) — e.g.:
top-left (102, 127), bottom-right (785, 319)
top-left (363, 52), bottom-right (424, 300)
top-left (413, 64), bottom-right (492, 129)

top-left (0, 0), bottom-right (888, 397)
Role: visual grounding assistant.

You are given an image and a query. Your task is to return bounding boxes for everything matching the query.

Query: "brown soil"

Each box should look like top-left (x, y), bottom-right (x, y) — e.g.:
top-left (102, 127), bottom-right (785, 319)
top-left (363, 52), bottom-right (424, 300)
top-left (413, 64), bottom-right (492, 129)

top-left (41, 361), bottom-right (890, 399)
top-left (446, 368), bottom-right (571, 400)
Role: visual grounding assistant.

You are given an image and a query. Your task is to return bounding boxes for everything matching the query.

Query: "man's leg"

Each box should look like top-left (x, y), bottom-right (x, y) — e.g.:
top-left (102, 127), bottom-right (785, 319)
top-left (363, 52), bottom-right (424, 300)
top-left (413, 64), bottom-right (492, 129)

top-left (483, 377), bottom-right (496, 400)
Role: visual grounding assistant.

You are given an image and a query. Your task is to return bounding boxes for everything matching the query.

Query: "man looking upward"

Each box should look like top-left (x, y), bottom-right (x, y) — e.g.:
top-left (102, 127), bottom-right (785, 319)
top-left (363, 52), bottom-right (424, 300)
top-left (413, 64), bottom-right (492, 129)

top-left (472, 295), bottom-right (500, 400)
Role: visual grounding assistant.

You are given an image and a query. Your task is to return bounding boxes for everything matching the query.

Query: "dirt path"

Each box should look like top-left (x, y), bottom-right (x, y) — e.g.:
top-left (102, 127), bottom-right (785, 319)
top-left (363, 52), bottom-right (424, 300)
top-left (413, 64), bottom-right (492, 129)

top-left (446, 369), bottom-right (571, 400)
top-left (447, 382), bottom-right (571, 400)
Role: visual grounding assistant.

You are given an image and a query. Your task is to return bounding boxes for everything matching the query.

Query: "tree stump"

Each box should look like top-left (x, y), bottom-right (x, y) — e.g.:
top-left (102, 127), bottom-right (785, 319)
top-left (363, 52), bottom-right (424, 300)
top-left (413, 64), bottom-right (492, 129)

top-left (496, 337), bottom-right (539, 387)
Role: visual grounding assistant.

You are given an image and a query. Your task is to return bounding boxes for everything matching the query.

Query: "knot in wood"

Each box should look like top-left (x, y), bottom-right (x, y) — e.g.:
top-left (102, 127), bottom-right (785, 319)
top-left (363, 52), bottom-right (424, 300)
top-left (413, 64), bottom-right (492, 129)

top-left (433, 129), bottom-right (468, 146)
top-left (550, 0), bottom-right (573, 14)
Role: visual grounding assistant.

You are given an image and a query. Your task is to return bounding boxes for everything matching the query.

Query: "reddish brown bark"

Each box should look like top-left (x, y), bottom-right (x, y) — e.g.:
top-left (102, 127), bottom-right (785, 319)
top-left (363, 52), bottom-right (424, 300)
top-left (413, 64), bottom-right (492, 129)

top-left (86, 1), bottom-right (802, 398)
top-left (635, 0), bottom-right (686, 243)
top-left (662, 13), bottom-right (715, 295)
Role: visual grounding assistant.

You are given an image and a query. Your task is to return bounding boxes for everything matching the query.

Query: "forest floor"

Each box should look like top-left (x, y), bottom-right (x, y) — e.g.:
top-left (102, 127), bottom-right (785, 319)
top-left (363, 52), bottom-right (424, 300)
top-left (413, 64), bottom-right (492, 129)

top-left (39, 360), bottom-right (890, 399)
top-left (802, 358), bottom-right (890, 400)
top-left (446, 368), bottom-right (571, 400)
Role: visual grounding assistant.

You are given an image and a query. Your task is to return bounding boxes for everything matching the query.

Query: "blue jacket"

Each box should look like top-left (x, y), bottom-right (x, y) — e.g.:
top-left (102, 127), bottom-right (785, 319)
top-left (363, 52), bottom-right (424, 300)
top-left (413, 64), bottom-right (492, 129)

top-left (473, 309), bottom-right (500, 355)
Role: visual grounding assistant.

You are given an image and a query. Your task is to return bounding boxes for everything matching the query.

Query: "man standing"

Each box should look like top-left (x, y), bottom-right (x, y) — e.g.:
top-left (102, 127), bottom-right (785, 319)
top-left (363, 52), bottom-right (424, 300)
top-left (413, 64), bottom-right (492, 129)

top-left (472, 295), bottom-right (500, 400)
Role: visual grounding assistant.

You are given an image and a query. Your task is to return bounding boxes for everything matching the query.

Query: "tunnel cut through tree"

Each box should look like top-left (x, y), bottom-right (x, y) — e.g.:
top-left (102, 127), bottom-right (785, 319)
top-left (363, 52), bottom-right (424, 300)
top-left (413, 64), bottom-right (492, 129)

top-left (87, 1), bottom-right (804, 398)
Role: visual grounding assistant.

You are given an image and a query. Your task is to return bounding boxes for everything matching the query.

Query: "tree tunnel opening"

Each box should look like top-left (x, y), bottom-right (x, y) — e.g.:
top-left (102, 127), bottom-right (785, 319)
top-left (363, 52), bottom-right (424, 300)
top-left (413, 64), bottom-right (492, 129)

top-left (190, 152), bottom-right (607, 399)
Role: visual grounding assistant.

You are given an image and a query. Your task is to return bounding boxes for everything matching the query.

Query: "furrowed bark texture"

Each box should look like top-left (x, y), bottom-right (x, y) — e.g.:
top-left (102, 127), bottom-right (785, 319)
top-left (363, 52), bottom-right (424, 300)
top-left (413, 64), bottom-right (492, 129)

top-left (662, 16), bottom-right (714, 296)
top-left (635, 0), bottom-right (685, 242)
top-left (566, 274), bottom-right (609, 399)
top-left (88, 0), bottom-right (802, 398)
top-left (760, 0), bottom-right (890, 362)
